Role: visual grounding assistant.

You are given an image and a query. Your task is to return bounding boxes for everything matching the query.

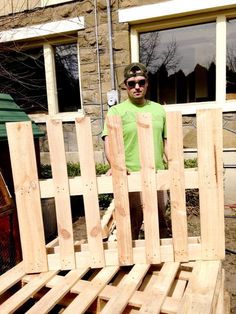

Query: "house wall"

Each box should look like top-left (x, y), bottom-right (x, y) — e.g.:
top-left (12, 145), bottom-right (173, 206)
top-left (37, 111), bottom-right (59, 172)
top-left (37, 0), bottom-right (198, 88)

top-left (0, 0), bottom-right (236, 203)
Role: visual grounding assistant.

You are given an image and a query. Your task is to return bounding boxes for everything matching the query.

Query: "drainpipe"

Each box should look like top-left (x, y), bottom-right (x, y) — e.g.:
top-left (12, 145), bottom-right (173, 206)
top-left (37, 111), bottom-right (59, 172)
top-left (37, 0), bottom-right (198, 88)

top-left (106, 0), bottom-right (119, 107)
top-left (94, 0), bottom-right (104, 128)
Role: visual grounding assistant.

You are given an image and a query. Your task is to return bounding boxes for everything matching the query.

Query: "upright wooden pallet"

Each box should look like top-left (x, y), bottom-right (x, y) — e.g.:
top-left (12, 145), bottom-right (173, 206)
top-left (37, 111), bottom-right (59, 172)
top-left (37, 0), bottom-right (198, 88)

top-left (0, 109), bottom-right (228, 313)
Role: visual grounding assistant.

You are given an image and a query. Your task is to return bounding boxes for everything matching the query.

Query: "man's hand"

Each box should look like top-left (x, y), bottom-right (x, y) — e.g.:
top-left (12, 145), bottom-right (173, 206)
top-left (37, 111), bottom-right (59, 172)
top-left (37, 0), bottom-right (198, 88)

top-left (105, 168), bottom-right (112, 176)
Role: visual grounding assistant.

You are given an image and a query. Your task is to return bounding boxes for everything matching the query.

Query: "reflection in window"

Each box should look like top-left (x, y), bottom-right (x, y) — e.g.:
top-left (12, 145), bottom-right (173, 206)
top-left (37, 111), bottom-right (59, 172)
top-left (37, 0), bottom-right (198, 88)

top-left (139, 23), bottom-right (216, 104)
top-left (227, 19), bottom-right (236, 99)
top-left (0, 47), bottom-right (47, 113)
top-left (55, 43), bottom-right (81, 112)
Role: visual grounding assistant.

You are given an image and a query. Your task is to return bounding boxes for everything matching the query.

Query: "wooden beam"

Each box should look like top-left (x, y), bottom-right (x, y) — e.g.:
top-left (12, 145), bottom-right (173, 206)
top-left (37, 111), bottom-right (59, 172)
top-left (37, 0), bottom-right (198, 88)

top-left (46, 119), bottom-right (76, 270)
top-left (6, 121), bottom-right (48, 273)
top-left (167, 111), bottom-right (188, 262)
top-left (137, 112), bottom-right (161, 263)
top-left (107, 115), bottom-right (133, 265)
top-left (75, 116), bottom-right (105, 267)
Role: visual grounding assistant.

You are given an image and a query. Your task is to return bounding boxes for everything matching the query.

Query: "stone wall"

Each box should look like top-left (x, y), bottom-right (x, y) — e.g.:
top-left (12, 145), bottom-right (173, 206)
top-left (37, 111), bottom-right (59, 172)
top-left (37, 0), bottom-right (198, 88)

top-left (0, 0), bottom-right (136, 163)
top-left (1, 0), bottom-right (236, 165)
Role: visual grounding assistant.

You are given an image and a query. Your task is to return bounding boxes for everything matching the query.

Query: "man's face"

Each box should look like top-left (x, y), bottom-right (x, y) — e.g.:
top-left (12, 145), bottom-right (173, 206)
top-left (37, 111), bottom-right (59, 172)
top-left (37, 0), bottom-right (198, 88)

top-left (125, 74), bottom-right (148, 103)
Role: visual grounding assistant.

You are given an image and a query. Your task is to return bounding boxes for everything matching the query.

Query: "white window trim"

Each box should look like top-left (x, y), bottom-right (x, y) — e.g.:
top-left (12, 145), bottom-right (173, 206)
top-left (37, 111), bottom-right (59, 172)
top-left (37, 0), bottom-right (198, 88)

top-left (0, 18), bottom-right (85, 122)
top-left (41, 0), bottom-right (74, 7)
top-left (118, 0), bottom-right (236, 24)
top-left (121, 4), bottom-right (236, 114)
top-left (44, 44), bottom-right (59, 116)
top-left (0, 17), bottom-right (84, 43)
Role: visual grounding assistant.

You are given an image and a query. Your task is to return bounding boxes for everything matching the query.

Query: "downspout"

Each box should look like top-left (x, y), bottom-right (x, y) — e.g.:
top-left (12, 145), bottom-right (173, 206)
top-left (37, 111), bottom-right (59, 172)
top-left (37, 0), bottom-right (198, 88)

top-left (107, 0), bottom-right (115, 90)
top-left (94, 0), bottom-right (104, 127)
top-left (106, 0), bottom-right (119, 107)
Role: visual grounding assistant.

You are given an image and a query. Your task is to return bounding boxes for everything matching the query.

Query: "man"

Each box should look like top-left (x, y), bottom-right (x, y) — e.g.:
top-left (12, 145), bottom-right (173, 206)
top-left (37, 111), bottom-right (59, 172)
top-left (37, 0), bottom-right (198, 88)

top-left (102, 62), bottom-right (168, 239)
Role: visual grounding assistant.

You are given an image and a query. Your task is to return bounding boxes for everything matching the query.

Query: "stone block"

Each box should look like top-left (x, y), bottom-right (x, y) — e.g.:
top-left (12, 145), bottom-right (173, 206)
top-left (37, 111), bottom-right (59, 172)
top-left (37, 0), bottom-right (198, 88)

top-left (113, 31), bottom-right (129, 50)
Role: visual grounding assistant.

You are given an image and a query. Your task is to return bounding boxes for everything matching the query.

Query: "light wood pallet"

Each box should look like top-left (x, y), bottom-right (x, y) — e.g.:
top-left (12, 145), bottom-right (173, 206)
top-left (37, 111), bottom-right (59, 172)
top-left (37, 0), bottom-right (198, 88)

top-left (0, 109), bottom-right (229, 313)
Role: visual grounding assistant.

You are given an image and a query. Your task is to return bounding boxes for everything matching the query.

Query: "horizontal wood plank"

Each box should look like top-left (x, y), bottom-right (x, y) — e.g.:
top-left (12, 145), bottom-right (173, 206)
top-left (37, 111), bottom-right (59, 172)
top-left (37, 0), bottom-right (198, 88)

top-left (39, 169), bottom-right (199, 198)
top-left (0, 271), bottom-right (58, 314)
top-left (0, 262), bottom-right (25, 295)
top-left (26, 268), bottom-right (88, 314)
top-left (101, 264), bottom-right (150, 314)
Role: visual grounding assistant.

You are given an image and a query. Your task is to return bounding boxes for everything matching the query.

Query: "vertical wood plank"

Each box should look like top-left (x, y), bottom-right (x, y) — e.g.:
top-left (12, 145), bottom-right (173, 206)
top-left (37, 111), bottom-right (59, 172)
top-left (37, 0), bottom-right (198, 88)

top-left (12, 0), bottom-right (27, 13)
top-left (167, 111), bottom-right (188, 262)
top-left (75, 116), bottom-right (105, 267)
top-left (6, 121), bottom-right (48, 273)
top-left (137, 112), bottom-right (161, 264)
top-left (197, 109), bottom-right (225, 260)
top-left (177, 261), bottom-right (221, 314)
top-left (106, 115), bottom-right (133, 265)
top-left (46, 119), bottom-right (75, 269)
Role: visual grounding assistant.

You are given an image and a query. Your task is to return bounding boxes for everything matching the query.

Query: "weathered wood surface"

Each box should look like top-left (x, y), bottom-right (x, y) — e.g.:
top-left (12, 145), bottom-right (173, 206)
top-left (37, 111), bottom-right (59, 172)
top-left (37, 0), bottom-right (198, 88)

top-left (0, 261), bottom-right (226, 313)
top-left (1, 108), bottom-right (228, 313)
top-left (5, 109), bottom-right (225, 272)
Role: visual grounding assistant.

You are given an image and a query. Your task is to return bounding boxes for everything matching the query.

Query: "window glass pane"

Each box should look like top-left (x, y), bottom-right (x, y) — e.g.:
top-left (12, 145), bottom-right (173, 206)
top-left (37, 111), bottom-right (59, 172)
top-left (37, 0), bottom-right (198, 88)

top-left (55, 43), bottom-right (81, 112)
top-left (0, 47), bottom-right (47, 113)
top-left (139, 22), bottom-right (216, 104)
top-left (227, 19), bottom-right (236, 100)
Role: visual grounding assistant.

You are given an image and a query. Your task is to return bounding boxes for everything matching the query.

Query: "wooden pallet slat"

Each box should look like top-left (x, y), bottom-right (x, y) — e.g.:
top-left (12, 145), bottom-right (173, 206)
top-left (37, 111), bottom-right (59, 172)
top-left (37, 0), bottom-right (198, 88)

top-left (26, 268), bottom-right (89, 314)
top-left (167, 111), bottom-right (188, 262)
top-left (39, 168), bottom-right (199, 198)
top-left (75, 116), bottom-right (105, 268)
top-left (170, 279), bottom-right (187, 299)
top-left (177, 261), bottom-right (222, 314)
top-left (197, 109), bottom-right (225, 260)
top-left (101, 198), bottom-right (115, 239)
top-left (139, 262), bottom-right (180, 313)
top-left (6, 121), bottom-right (48, 273)
top-left (0, 262), bottom-right (25, 295)
top-left (107, 115), bottom-right (133, 265)
top-left (1, 108), bottom-right (227, 313)
top-left (64, 266), bottom-right (119, 313)
top-left (0, 270), bottom-right (58, 314)
top-left (46, 119), bottom-right (75, 270)
top-left (101, 263), bottom-right (150, 314)
top-left (137, 112), bottom-right (161, 264)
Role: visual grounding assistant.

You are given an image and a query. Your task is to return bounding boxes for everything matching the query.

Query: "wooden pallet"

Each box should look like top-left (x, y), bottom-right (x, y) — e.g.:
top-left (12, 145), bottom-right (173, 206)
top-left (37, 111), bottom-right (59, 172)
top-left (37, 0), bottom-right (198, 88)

top-left (0, 108), bottom-right (228, 313)
top-left (0, 260), bottom-right (225, 313)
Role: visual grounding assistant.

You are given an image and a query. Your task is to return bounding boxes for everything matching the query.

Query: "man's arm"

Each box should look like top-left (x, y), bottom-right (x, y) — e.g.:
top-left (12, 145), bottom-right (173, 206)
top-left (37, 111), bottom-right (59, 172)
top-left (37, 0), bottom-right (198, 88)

top-left (163, 138), bottom-right (168, 165)
top-left (104, 135), bottom-right (113, 175)
top-left (104, 135), bottom-right (111, 165)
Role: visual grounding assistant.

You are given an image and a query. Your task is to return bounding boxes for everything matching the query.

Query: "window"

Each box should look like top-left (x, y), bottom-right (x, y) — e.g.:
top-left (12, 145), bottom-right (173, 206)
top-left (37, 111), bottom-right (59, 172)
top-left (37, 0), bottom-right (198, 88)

top-left (0, 47), bottom-right (47, 114)
top-left (227, 19), bottom-right (236, 99)
top-left (0, 17), bottom-right (84, 121)
top-left (121, 2), bottom-right (236, 113)
top-left (55, 43), bottom-right (81, 112)
top-left (139, 23), bottom-right (216, 105)
top-left (0, 43), bottom-right (81, 115)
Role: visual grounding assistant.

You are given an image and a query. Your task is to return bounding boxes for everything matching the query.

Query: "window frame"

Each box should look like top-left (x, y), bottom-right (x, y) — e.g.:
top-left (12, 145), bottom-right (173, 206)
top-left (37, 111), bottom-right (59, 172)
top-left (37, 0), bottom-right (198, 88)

top-left (0, 17), bottom-right (84, 122)
top-left (121, 4), bottom-right (236, 114)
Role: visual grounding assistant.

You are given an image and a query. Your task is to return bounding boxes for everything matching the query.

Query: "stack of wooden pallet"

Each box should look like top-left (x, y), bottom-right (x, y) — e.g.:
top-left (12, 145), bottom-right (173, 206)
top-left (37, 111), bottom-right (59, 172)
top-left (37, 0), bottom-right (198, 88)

top-left (0, 109), bottom-right (229, 313)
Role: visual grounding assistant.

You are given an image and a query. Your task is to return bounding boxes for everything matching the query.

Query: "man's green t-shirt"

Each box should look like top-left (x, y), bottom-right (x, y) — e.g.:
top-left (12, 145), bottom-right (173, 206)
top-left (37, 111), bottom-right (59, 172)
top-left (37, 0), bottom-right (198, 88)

top-left (102, 99), bottom-right (167, 172)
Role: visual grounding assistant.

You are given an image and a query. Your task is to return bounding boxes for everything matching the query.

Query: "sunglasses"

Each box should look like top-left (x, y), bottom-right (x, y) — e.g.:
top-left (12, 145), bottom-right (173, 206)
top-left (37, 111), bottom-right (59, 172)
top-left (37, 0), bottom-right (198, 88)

top-left (126, 79), bottom-right (146, 88)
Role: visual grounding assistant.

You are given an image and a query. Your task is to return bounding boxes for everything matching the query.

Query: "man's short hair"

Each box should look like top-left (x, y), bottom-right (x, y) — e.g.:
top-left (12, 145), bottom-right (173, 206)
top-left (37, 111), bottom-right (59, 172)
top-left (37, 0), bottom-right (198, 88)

top-left (124, 62), bottom-right (148, 81)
